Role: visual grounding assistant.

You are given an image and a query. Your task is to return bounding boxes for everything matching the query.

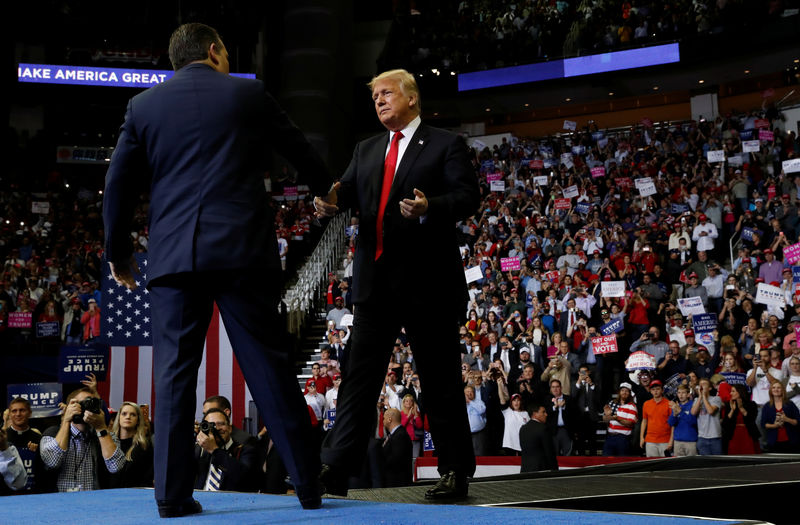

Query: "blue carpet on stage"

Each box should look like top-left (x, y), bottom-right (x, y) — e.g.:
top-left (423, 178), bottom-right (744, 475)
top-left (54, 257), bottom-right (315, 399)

top-left (8, 489), bottom-right (740, 524)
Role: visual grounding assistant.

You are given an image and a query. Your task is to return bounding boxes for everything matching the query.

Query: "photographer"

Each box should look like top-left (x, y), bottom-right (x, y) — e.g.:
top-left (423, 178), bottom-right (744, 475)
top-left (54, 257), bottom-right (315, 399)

top-left (39, 387), bottom-right (125, 491)
top-left (194, 408), bottom-right (260, 492)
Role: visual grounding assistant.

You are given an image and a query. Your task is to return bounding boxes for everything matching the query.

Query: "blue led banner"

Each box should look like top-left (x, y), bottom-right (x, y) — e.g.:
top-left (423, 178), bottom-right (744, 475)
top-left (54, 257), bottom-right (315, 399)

top-left (18, 63), bottom-right (255, 88)
top-left (458, 43), bottom-right (680, 91)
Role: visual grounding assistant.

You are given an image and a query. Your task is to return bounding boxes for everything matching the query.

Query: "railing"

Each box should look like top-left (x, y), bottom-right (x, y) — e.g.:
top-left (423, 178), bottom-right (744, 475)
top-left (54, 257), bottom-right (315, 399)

top-left (283, 210), bottom-right (351, 335)
top-left (729, 229), bottom-right (742, 271)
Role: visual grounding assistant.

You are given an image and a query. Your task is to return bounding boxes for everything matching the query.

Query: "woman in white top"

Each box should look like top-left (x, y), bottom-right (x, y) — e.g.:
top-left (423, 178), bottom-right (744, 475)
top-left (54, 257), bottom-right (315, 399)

top-left (501, 393), bottom-right (530, 455)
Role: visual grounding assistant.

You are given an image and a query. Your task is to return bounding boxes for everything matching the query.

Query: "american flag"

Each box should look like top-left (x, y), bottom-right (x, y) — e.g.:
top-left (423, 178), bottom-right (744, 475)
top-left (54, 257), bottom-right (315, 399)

top-left (98, 256), bottom-right (254, 425)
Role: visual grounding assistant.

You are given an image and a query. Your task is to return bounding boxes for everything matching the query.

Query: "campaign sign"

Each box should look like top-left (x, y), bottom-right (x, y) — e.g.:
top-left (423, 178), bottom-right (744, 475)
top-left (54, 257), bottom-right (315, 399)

top-left (615, 177), bottom-right (632, 190)
top-left (326, 409), bottom-right (336, 428)
top-left (464, 266), bottom-right (483, 284)
top-left (784, 242), bottom-right (800, 265)
top-left (490, 180), bottom-right (506, 192)
top-left (600, 318), bottom-right (623, 335)
top-left (572, 145), bottom-right (585, 155)
top-left (543, 158), bottom-right (555, 169)
top-left (677, 296), bottom-right (706, 316)
top-left (741, 227), bottom-right (761, 242)
top-left (783, 159), bottom-right (800, 174)
top-left (626, 351), bottom-right (656, 371)
top-left (530, 159), bottom-right (544, 169)
top-left (423, 430), bottom-right (435, 452)
top-left (545, 270), bottom-right (560, 283)
top-left (795, 324), bottom-right (800, 346)
top-left (560, 153), bottom-right (574, 168)
top-left (755, 283), bottom-right (785, 307)
top-left (58, 344), bottom-right (109, 383)
top-left (481, 160), bottom-right (494, 171)
top-left (36, 321), bottom-right (60, 338)
top-left (634, 177), bottom-right (652, 189)
top-left (8, 312), bottom-right (32, 328)
top-left (563, 185), bottom-right (579, 199)
top-left (742, 140), bottom-right (760, 153)
top-left (591, 166), bottom-right (605, 178)
top-left (754, 118), bottom-right (770, 129)
top-left (692, 313), bottom-right (717, 335)
top-left (554, 198), bottom-right (571, 210)
top-left (767, 186), bottom-right (777, 201)
top-left (759, 129), bottom-right (774, 142)
top-left (601, 281), bottom-right (626, 297)
top-left (706, 150), bottom-right (725, 163)
top-left (31, 201), bottom-right (50, 214)
top-left (740, 129), bottom-right (754, 140)
top-left (663, 373), bottom-right (683, 401)
top-left (597, 137), bottom-right (609, 149)
top-left (721, 372), bottom-right (747, 386)
top-left (486, 172), bottom-right (503, 183)
top-left (575, 202), bottom-right (591, 215)
top-left (283, 186), bottom-right (298, 197)
top-left (563, 120), bottom-right (577, 131)
top-left (6, 382), bottom-right (62, 417)
top-left (639, 182), bottom-right (658, 197)
top-left (793, 266), bottom-right (800, 284)
top-left (533, 175), bottom-right (548, 186)
top-left (671, 203), bottom-right (689, 214)
top-left (500, 257), bottom-right (521, 272)
top-left (592, 335), bottom-right (618, 355)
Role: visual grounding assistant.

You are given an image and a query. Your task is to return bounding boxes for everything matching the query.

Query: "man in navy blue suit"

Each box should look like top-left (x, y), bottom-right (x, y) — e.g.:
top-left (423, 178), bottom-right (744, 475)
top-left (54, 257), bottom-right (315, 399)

top-left (103, 23), bottom-right (333, 516)
top-left (316, 69), bottom-right (479, 500)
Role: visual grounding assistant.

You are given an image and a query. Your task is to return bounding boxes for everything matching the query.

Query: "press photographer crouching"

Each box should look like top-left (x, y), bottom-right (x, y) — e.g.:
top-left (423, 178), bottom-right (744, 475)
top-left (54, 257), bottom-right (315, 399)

top-left (39, 388), bottom-right (125, 491)
top-left (194, 408), bottom-right (260, 492)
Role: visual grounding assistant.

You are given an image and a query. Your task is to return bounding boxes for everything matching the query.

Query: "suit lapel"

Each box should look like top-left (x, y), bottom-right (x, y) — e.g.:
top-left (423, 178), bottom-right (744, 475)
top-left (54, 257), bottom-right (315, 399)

top-left (365, 133), bottom-right (390, 217)
top-left (388, 124), bottom-right (429, 204)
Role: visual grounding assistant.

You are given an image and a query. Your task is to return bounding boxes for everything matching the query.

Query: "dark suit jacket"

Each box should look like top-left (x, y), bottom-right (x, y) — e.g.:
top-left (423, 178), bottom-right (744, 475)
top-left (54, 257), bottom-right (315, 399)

top-left (381, 426), bottom-right (413, 487)
top-left (519, 420), bottom-right (558, 472)
top-left (546, 394), bottom-right (578, 435)
top-left (103, 63), bottom-right (331, 282)
top-left (337, 122), bottom-right (479, 316)
top-left (194, 439), bottom-right (261, 492)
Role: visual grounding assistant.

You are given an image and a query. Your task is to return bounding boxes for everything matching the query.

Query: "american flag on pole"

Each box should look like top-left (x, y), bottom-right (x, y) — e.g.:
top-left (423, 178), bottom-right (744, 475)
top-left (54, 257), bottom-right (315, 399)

top-left (97, 255), bottom-right (254, 425)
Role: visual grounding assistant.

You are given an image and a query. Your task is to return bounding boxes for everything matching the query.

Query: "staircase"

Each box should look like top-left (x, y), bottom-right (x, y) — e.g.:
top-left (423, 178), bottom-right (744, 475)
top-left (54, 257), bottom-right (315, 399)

top-left (294, 310), bottom-right (328, 390)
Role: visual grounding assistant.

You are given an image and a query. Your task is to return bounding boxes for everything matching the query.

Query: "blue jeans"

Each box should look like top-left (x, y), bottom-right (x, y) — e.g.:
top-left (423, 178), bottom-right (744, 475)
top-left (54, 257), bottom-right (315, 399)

top-left (602, 433), bottom-right (631, 456)
top-left (697, 437), bottom-right (722, 455)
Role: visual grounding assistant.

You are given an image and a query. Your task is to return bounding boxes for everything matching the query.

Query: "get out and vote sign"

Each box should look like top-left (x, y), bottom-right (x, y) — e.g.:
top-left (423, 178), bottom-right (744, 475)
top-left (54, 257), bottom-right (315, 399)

top-left (591, 335), bottom-right (618, 355)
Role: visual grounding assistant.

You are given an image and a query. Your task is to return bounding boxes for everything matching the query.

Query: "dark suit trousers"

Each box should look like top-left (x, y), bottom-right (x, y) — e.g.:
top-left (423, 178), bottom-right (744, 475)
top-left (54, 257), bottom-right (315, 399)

top-left (149, 270), bottom-right (319, 503)
top-left (321, 280), bottom-right (475, 478)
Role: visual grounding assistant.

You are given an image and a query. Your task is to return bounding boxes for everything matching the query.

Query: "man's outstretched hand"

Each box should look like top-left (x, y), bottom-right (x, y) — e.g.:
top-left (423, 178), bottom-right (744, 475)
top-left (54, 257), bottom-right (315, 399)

top-left (314, 182), bottom-right (340, 218)
top-left (400, 188), bottom-right (428, 219)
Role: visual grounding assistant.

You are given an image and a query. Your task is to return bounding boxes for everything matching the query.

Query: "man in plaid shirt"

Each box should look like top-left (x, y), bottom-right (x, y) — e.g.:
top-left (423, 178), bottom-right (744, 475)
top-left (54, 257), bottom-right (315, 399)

top-left (39, 388), bottom-right (125, 491)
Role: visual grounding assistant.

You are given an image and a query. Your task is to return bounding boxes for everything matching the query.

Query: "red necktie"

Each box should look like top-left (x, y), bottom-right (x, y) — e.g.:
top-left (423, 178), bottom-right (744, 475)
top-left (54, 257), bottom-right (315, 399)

top-left (375, 131), bottom-right (403, 260)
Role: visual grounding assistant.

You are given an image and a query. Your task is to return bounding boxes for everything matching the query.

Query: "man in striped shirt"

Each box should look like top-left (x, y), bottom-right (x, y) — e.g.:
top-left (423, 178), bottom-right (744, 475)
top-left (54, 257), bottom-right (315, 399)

top-left (602, 383), bottom-right (637, 456)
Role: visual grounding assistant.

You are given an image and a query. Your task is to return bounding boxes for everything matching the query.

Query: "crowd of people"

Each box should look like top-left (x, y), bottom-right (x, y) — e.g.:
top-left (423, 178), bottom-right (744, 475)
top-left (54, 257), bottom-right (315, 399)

top-left (382, 0), bottom-right (775, 75)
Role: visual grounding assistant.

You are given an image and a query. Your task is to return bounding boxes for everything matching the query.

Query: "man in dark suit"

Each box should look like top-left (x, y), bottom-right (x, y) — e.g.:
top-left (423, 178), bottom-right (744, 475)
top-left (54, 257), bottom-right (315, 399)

top-left (194, 409), bottom-right (261, 492)
top-left (103, 23), bottom-right (332, 515)
top-left (519, 404), bottom-right (558, 472)
top-left (380, 408), bottom-right (413, 487)
top-left (316, 69), bottom-right (479, 500)
top-left (546, 379), bottom-right (577, 456)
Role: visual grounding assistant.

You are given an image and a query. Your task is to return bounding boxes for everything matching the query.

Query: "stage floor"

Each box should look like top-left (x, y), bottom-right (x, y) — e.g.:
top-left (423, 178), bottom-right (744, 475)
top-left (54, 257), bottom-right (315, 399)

top-left (8, 488), bottom-right (766, 525)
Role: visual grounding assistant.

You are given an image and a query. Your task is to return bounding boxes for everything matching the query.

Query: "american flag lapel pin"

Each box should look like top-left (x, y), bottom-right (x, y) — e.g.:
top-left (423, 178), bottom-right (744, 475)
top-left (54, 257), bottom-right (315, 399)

top-left (418, 139), bottom-right (424, 145)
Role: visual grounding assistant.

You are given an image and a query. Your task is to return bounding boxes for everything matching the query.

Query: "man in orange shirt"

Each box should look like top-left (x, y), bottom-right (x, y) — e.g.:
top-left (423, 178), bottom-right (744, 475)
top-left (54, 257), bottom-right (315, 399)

top-left (639, 379), bottom-right (674, 457)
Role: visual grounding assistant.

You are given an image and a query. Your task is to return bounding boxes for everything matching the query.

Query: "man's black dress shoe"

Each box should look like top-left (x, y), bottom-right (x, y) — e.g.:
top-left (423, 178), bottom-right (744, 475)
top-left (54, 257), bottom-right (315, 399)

top-left (424, 471), bottom-right (468, 500)
top-left (157, 498), bottom-right (203, 518)
top-left (296, 482), bottom-right (323, 509)
top-left (319, 463), bottom-right (348, 497)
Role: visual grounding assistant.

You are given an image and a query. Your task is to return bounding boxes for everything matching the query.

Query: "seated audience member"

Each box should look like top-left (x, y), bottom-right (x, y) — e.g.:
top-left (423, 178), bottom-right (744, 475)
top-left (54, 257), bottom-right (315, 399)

top-left (520, 403), bottom-right (558, 472)
top-left (109, 402), bottom-right (154, 487)
top-left (668, 384), bottom-right (698, 457)
top-left (39, 388), bottom-right (125, 491)
top-left (602, 383), bottom-right (637, 456)
top-left (194, 408), bottom-right (260, 492)
top-left (380, 408), bottom-right (413, 487)
top-left (2, 397), bottom-right (43, 492)
top-left (202, 395), bottom-right (257, 446)
top-left (761, 382), bottom-right (800, 453)
top-left (640, 379), bottom-right (673, 457)
top-left (0, 426), bottom-right (27, 493)
top-left (721, 384), bottom-right (761, 455)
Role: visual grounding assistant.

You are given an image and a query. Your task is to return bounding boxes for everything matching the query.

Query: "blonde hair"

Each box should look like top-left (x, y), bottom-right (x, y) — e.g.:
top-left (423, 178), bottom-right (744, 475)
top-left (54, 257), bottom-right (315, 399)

top-left (368, 69), bottom-right (421, 112)
top-left (401, 393), bottom-right (417, 415)
top-left (111, 402), bottom-right (152, 461)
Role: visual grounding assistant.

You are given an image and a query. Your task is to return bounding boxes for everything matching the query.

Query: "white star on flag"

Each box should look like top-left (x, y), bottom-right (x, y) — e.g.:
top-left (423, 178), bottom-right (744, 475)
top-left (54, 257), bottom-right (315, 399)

top-left (101, 253), bottom-right (153, 345)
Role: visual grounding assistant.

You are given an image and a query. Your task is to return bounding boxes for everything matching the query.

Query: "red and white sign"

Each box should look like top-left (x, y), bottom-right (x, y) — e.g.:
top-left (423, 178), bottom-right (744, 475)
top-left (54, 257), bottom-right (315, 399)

top-left (545, 270), bottom-right (560, 282)
top-left (759, 129), bottom-right (774, 142)
top-left (530, 159), bottom-right (544, 169)
top-left (554, 198), bottom-right (571, 210)
top-left (591, 166), bottom-right (605, 178)
top-left (592, 335), bottom-right (619, 355)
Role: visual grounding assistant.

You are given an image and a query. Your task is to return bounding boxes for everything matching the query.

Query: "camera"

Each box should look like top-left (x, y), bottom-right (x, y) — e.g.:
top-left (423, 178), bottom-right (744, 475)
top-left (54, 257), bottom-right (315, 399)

top-left (199, 420), bottom-right (222, 441)
top-left (73, 396), bottom-right (102, 424)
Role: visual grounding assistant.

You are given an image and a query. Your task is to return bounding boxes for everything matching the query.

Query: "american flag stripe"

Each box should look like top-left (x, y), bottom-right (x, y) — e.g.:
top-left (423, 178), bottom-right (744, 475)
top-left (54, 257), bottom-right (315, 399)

top-left (102, 310), bottom-right (253, 426)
